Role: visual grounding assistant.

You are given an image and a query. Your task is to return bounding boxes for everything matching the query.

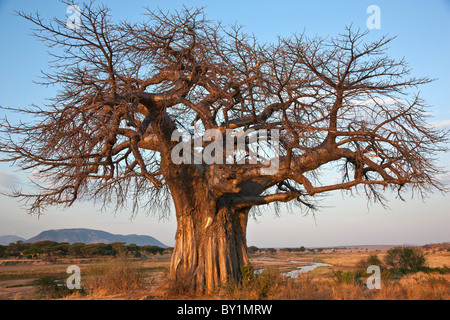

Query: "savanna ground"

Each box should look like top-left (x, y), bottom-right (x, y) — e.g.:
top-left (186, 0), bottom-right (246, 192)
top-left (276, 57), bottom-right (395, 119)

top-left (1, 243), bottom-right (449, 300)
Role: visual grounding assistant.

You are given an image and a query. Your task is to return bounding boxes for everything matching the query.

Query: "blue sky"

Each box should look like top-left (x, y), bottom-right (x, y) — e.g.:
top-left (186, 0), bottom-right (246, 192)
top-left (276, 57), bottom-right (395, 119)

top-left (0, 0), bottom-right (449, 247)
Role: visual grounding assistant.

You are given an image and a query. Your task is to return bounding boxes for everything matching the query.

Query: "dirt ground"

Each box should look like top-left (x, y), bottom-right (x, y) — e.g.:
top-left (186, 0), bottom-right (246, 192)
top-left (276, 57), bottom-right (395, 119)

top-left (1, 243), bottom-right (449, 300)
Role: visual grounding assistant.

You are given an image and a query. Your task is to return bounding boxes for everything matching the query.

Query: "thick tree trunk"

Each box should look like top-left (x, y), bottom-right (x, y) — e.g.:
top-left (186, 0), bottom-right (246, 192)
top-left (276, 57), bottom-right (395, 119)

top-left (167, 177), bottom-right (250, 293)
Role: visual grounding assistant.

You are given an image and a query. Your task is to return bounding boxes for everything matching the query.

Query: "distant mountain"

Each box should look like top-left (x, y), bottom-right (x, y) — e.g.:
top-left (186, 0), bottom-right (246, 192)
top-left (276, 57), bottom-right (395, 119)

top-left (0, 235), bottom-right (26, 246)
top-left (25, 228), bottom-right (167, 247)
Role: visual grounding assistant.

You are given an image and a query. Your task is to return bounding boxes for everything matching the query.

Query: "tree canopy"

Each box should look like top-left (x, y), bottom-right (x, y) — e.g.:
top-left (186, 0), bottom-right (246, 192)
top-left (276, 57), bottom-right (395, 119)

top-left (0, 2), bottom-right (448, 292)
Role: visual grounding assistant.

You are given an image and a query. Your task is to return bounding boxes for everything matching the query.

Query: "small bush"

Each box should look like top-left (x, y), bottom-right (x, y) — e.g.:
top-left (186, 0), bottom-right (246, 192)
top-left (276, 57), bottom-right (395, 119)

top-left (384, 247), bottom-right (427, 273)
top-left (253, 269), bottom-right (280, 299)
top-left (33, 275), bottom-right (73, 299)
top-left (356, 254), bottom-right (383, 270)
top-left (240, 264), bottom-right (255, 285)
top-left (331, 270), bottom-right (364, 285)
top-left (247, 246), bottom-right (259, 254)
top-left (221, 265), bottom-right (280, 300)
top-left (425, 264), bottom-right (450, 274)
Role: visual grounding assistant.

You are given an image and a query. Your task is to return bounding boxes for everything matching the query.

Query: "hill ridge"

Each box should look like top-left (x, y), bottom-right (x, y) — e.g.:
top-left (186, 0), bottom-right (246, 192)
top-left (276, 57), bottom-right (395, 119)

top-left (18, 228), bottom-right (167, 247)
top-left (0, 235), bottom-right (26, 246)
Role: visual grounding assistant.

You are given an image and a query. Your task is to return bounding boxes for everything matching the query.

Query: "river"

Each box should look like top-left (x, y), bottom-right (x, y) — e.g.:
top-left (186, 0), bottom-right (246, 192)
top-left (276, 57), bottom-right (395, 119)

top-left (254, 261), bottom-right (331, 278)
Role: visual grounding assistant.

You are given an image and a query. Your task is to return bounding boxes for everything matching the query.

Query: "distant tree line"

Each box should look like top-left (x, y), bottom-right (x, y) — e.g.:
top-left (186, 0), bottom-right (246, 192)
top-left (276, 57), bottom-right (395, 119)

top-left (247, 246), bottom-right (323, 254)
top-left (0, 240), bottom-right (166, 259)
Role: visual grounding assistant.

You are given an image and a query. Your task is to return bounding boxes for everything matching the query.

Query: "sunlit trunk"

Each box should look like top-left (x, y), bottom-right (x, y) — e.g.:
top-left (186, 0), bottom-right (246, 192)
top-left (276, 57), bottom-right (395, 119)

top-left (167, 178), bottom-right (250, 293)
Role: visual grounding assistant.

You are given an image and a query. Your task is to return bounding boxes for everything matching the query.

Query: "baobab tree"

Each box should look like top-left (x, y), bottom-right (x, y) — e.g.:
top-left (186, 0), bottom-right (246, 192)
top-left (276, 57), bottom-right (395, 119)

top-left (0, 3), bottom-right (447, 292)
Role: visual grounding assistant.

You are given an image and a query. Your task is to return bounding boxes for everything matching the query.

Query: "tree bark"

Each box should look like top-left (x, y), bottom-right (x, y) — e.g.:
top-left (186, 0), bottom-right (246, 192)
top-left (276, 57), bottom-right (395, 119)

top-left (167, 172), bottom-right (250, 293)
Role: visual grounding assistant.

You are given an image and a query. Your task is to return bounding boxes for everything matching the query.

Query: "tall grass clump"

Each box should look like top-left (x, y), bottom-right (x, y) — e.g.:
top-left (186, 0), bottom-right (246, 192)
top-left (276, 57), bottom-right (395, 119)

top-left (84, 256), bottom-right (145, 296)
top-left (163, 268), bottom-right (196, 297)
top-left (220, 264), bottom-right (281, 300)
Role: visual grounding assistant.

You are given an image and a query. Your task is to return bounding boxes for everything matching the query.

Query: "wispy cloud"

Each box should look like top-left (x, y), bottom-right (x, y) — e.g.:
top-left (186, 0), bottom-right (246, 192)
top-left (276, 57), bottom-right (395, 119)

top-left (437, 172), bottom-right (450, 185)
top-left (427, 119), bottom-right (450, 129)
top-left (0, 172), bottom-right (21, 191)
top-left (349, 97), bottom-right (403, 107)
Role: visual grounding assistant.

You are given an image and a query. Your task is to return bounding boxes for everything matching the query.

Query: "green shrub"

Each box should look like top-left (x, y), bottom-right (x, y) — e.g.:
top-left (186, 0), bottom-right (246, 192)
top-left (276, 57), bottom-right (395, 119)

top-left (247, 246), bottom-right (259, 254)
top-left (240, 264), bottom-right (255, 285)
top-left (384, 247), bottom-right (427, 273)
top-left (221, 265), bottom-right (280, 300)
top-left (356, 254), bottom-right (383, 270)
top-left (33, 275), bottom-right (73, 299)
top-left (332, 270), bottom-right (364, 285)
top-left (253, 269), bottom-right (280, 300)
top-left (423, 264), bottom-right (450, 275)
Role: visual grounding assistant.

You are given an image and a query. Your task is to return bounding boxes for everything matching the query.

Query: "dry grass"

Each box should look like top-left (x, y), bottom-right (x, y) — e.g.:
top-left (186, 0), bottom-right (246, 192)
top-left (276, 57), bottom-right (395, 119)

top-left (76, 246), bottom-right (450, 300)
top-left (162, 268), bottom-right (197, 297)
top-left (1, 245), bottom-right (448, 300)
top-left (215, 245), bottom-right (450, 300)
top-left (218, 267), bottom-right (282, 300)
top-left (82, 256), bottom-right (147, 297)
top-left (264, 272), bottom-right (450, 300)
